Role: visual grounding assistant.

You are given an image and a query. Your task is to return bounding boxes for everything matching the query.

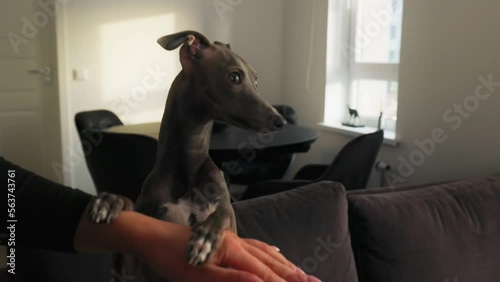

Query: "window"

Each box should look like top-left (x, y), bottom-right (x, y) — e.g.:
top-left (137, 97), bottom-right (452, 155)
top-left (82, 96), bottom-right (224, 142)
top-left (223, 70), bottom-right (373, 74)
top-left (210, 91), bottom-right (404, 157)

top-left (324, 0), bottom-right (404, 133)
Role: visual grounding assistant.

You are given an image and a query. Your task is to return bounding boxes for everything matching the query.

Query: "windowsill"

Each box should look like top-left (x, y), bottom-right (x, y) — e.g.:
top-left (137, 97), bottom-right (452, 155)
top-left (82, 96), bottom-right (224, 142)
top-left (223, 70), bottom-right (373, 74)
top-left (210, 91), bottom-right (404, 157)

top-left (318, 122), bottom-right (398, 146)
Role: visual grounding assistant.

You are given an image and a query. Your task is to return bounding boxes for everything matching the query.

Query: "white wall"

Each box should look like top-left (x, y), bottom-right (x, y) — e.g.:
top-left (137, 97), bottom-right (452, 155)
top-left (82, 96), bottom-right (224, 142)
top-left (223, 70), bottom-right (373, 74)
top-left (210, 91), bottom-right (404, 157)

top-left (282, 0), bottom-right (500, 186)
top-left (281, 0), bottom-right (331, 175)
top-left (208, 0), bottom-right (284, 105)
top-left (58, 0), bottom-right (283, 193)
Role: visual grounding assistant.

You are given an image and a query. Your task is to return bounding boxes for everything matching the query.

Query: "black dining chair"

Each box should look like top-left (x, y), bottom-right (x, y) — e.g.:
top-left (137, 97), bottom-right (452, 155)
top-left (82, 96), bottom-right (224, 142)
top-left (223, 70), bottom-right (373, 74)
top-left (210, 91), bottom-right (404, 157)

top-left (75, 110), bottom-right (157, 201)
top-left (217, 105), bottom-right (298, 185)
top-left (273, 105), bottom-right (298, 125)
top-left (240, 130), bottom-right (384, 200)
top-left (75, 109), bottom-right (123, 132)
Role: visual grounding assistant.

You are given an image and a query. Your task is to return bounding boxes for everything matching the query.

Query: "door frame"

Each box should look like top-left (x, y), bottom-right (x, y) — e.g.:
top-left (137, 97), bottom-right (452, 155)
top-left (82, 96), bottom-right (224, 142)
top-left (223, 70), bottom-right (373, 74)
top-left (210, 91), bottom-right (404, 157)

top-left (55, 5), bottom-right (73, 186)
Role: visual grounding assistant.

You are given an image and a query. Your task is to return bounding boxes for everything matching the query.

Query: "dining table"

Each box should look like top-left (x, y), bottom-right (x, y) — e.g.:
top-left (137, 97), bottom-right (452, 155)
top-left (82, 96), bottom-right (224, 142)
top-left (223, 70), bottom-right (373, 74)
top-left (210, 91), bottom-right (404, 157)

top-left (106, 121), bottom-right (319, 184)
top-left (106, 122), bottom-right (320, 154)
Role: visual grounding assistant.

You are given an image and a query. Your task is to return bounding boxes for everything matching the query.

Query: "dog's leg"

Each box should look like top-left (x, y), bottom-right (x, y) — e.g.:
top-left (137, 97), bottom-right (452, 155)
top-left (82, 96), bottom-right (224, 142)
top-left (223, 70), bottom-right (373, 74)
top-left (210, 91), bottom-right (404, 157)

top-left (187, 192), bottom-right (236, 266)
top-left (88, 192), bottom-right (134, 224)
top-left (182, 164), bottom-right (237, 266)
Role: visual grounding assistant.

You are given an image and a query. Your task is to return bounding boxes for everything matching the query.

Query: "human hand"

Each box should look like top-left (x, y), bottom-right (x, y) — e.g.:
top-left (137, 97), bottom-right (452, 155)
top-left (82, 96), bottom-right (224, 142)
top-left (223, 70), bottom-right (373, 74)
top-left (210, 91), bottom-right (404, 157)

top-left (137, 221), bottom-right (321, 282)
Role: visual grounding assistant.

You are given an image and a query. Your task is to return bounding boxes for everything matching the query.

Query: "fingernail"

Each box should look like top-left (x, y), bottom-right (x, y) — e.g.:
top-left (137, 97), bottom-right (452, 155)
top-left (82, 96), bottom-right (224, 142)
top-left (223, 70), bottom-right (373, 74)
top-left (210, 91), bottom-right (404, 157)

top-left (273, 246), bottom-right (280, 252)
top-left (307, 275), bottom-right (322, 282)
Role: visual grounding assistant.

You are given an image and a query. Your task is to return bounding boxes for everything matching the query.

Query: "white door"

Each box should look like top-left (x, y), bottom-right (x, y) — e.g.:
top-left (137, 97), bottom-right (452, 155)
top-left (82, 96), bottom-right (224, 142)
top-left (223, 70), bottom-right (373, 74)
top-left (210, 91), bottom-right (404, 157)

top-left (0, 0), bottom-right (62, 182)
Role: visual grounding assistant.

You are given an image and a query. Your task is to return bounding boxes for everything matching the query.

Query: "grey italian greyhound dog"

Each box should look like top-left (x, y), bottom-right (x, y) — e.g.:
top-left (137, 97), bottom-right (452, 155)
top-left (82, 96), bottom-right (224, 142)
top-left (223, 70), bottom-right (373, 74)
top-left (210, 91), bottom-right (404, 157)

top-left (88, 30), bottom-right (286, 281)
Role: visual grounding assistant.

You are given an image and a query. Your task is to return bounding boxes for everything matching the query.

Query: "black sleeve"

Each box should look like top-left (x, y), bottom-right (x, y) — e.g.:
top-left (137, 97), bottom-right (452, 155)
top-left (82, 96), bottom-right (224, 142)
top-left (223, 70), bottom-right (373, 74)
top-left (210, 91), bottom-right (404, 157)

top-left (0, 157), bottom-right (94, 253)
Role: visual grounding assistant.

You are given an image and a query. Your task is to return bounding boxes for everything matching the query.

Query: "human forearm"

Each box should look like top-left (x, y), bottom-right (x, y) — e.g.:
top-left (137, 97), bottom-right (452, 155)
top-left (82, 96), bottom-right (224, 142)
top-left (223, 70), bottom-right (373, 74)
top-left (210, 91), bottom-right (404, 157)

top-left (73, 210), bottom-right (186, 257)
top-left (73, 210), bottom-right (204, 281)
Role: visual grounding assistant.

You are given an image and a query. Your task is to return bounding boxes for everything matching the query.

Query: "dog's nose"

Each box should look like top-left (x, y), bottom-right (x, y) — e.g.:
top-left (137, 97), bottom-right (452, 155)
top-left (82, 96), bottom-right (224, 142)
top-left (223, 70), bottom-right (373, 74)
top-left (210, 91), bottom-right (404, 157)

top-left (270, 115), bottom-right (287, 131)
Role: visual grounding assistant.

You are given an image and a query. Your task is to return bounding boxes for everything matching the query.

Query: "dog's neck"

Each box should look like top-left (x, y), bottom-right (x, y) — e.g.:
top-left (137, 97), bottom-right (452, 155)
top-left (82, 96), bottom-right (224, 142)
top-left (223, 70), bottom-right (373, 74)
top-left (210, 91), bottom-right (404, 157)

top-left (154, 72), bottom-right (214, 197)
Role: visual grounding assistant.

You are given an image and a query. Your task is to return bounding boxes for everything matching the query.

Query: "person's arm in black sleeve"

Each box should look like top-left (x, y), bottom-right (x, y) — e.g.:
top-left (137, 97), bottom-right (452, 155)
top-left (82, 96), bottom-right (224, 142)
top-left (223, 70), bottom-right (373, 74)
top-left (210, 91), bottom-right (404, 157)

top-left (0, 156), bottom-right (93, 252)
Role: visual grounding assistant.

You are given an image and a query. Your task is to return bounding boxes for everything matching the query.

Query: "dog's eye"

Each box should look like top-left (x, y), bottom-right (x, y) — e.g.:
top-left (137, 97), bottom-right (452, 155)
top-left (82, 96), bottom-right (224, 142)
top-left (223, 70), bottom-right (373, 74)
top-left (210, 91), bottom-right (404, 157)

top-left (255, 79), bottom-right (258, 88)
top-left (229, 72), bottom-right (241, 84)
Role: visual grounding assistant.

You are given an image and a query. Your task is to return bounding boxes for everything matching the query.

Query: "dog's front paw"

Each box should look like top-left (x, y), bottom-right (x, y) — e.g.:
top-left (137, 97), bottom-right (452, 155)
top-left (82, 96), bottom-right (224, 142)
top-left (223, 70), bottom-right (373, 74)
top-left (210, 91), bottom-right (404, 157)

top-left (89, 192), bottom-right (134, 224)
top-left (187, 222), bottom-right (223, 266)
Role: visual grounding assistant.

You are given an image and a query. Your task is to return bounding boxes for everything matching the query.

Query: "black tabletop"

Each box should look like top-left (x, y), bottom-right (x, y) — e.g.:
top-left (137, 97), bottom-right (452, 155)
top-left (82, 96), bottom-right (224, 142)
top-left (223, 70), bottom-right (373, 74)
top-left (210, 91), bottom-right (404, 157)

top-left (106, 122), bottom-right (319, 153)
top-left (209, 125), bottom-right (319, 153)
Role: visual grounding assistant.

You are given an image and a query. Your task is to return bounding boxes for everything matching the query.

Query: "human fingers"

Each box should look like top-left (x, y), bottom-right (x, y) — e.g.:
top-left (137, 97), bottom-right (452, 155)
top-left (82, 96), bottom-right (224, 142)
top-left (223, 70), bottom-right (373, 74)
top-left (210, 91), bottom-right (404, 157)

top-left (242, 238), bottom-right (322, 282)
top-left (242, 240), bottom-right (308, 282)
top-left (215, 232), bottom-right (287, 282)
top-left (242, 239), bottom-right (297, 270)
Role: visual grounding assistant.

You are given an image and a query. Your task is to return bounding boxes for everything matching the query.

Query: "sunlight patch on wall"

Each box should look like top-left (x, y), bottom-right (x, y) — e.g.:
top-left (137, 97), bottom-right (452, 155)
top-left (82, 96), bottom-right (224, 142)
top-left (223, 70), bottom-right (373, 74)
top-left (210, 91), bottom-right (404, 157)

top-left (100, 13), bottom-right (178, 123)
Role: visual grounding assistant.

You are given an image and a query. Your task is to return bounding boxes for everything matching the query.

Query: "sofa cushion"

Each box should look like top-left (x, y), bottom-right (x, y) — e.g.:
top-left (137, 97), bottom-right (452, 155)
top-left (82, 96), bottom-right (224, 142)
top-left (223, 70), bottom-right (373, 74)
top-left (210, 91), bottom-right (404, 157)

top-left (348, 174), bottom-right (500, 282)
top-left (234, 181), bottom-right (358, 282)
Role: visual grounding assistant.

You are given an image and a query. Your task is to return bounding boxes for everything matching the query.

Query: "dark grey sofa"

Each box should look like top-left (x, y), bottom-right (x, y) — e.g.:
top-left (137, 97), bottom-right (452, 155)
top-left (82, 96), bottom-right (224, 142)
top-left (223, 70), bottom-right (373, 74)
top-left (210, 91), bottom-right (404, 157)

top-left (7, 174), bottom-right (500, 282)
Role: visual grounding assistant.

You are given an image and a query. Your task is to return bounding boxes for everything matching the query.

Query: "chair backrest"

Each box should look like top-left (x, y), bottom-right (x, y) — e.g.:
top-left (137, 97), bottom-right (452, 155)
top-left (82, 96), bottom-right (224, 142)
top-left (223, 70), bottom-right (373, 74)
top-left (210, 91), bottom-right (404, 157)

top-left (75, 109), bottom-right (123, 132)
top-left (75, 110), bottom-right (156, 201)
top-left (79, 130), bottom-right (157, 201)
top-left (273, 105), bottom-right (297, 125)
top-left (319, 130), bottom-right (384, 190)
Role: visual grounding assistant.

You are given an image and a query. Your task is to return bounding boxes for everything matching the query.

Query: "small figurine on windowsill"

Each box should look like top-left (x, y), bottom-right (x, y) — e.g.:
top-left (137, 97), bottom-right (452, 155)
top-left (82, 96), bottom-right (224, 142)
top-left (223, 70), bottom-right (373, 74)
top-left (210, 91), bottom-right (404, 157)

top-left (342, 105), bottom-right (365, 127)
top-left (377, 111), bottom-right (384, 130)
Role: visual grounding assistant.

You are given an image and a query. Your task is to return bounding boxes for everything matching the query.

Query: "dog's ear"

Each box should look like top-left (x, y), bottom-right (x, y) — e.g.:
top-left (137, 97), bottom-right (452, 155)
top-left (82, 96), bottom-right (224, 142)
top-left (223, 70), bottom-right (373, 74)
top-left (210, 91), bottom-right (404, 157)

top-left (157, 30), bottom-right (210, 52)
top-left (158, 31), bottom-right (212, 71)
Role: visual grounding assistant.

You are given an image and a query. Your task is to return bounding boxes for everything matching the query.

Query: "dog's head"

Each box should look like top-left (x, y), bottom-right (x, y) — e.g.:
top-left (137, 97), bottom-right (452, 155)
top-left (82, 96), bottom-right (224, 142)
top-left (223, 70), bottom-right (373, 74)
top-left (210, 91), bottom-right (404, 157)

top-left (157, 30), bottom-right (286, 132)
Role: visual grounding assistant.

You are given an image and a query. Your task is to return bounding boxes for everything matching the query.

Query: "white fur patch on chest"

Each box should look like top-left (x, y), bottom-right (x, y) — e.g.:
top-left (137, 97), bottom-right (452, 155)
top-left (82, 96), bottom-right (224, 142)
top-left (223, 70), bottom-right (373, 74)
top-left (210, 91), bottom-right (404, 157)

top-left (161, 198), bottom-right (218, 226)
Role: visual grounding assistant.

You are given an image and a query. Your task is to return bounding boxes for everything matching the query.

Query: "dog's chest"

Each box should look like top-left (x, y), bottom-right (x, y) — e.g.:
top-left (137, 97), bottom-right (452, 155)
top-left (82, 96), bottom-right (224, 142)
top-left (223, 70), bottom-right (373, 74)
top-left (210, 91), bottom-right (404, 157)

top-left (160, 198), bottom-right (217, 226)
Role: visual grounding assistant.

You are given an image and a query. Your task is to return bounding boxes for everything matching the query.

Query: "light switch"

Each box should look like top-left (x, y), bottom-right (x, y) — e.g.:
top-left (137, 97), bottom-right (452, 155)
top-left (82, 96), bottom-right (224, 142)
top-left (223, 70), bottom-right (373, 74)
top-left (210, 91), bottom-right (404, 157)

top-left (73, 69), bottom-right (88, 81)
